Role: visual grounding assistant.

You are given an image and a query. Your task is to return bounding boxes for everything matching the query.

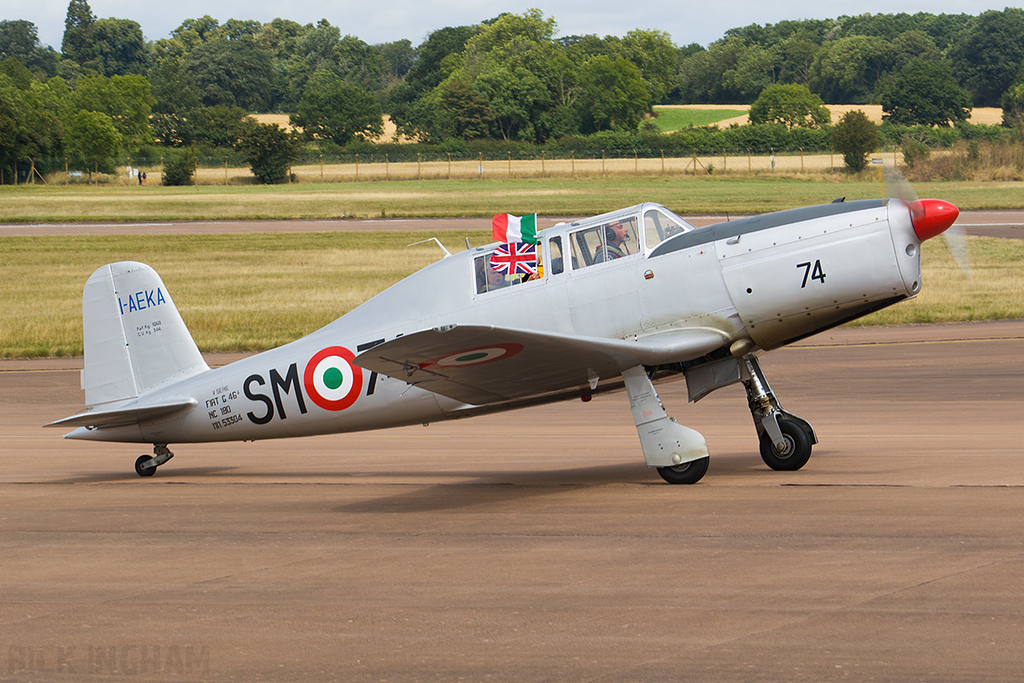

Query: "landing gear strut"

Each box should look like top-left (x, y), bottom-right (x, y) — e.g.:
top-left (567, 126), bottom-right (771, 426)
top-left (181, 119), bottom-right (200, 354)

top-left (621, 365), bottom-right (710, 485)
top-left (135, 444), bottom-right (174, 477)
top-left (741, 356), bottom-right (816, 471)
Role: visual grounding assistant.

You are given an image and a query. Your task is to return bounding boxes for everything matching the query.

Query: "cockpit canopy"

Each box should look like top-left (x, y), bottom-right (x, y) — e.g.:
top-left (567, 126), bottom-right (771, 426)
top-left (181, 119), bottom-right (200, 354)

top-left (473, 203), bottom-right (695, 294)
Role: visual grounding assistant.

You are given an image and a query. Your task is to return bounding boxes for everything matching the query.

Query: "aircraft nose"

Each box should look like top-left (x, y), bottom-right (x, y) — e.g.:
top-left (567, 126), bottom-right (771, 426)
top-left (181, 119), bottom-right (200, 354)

top-left (909, 199), bottom-right (959, 241)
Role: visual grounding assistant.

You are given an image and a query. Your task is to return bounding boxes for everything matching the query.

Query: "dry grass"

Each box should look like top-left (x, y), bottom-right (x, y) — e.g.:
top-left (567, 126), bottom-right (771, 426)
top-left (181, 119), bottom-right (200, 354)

top-left (655, 105), bottom-right (1004, 129)
top-left (858, 236), bottom-right (1024, 325)
top-left (0, 232), bottom-right (480, 357)
top-left (253, 113), bottom-right (413, 143)
top-left (1, 232), bottom-right (1020, 358)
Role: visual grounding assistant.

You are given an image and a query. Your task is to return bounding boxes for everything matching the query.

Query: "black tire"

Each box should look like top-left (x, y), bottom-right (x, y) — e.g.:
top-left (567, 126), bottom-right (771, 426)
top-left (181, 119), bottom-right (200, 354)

top-left (657, 457), bottom-right (709, 485)
top-left (759, 419), bottom-right (812, 471)
top-left (135, 455), bottom-right (157, 477)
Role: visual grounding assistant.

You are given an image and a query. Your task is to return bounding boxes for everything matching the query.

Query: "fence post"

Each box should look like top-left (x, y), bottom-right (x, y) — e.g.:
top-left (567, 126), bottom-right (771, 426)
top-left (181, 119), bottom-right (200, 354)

top-left (571, 151), bottom-right (575, 176)
top-left (661, 149), bottom-right (665, 175)
top-left (602, 150), bottom-right (605, 174)
top-left (224, 157), bottom-right (228, 185)
top-left (723, 149), bottom-right (727, 174)
top-left (800, 147), bottom-right (804, 172)
top-left (634, 150), bottom-right (638, 175)
top-left (508, 151), bottom-right (511, 177)
top-left (541, 150), bottom-right (545, 176)
top-left (386, 154), bottom-right (389, 181)
top-left (747, 149), bottom-right (751, 172)
top-left (692, 149), bottom-right (697, 177)
top-left (418, 153), bottom-right (422, 180)
top-left (320, 155), bottom-right (324, 182)
top-left (355, 154), bottom-right (359, 180)
top-left (478, 153), bottom-right (483, 178)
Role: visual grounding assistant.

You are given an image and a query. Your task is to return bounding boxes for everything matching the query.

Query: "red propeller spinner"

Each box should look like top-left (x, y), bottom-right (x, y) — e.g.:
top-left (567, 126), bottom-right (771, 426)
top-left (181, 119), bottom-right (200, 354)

top-left (909, 199), bottom-right (960, 241)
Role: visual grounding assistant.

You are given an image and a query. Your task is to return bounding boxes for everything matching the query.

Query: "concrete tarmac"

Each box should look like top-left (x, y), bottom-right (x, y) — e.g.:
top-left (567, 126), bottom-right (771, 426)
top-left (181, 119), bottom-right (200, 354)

top-left (1, 321), bottom-right (1022, 681)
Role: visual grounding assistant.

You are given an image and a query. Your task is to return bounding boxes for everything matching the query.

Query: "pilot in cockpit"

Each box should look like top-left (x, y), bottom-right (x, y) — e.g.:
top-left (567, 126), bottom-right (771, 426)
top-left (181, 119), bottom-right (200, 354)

top-left (594, 220), bottom-right (631, 262)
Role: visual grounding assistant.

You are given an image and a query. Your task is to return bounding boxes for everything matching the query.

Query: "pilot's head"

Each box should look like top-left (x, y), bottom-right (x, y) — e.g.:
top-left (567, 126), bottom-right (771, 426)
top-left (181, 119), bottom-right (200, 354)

top-left (606, 221), bottom-right (628, 245)
top-left (487, 267), bottom-right (506, 287)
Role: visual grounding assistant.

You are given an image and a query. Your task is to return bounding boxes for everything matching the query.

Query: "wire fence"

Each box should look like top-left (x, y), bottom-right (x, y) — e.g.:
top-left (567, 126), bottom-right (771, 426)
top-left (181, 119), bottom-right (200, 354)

top-left (3, 147), bottom-right (904, 186)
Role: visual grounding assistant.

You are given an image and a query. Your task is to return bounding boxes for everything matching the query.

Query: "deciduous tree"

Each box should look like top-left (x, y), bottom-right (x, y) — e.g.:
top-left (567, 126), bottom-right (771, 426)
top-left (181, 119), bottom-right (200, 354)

top-left (236, 122), bottom-right (301, 184)
top-left (577, 55), bottom-right (650, 132)
top-left (72, 74), bottom-right (155, 149)
top-left (185, 37), bottom-right (273, 111)
top-left (64, 109), bottom-right (122, 174)
top-left (290, 73), bottom-right (384, 146)
top-left (832, 109), bottom-right (879, 172)
top-left (749, 83), bottom-right (830, 129)
top-left (880, 59), bottom-right (971, 126)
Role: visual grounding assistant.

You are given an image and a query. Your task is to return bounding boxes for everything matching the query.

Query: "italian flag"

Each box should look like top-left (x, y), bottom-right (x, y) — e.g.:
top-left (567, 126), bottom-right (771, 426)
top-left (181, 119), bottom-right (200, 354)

top-left (492, 213), bottom-right (539, 244)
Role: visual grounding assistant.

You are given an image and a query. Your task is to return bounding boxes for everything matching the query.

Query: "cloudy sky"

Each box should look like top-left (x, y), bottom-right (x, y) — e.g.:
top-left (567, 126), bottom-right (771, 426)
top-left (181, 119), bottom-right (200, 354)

top-left (7, 0), bottom-right (1004, 51)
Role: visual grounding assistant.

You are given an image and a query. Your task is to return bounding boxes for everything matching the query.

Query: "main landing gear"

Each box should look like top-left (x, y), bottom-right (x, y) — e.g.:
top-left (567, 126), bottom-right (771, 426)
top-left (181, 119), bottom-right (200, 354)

top-left (621, 354), bottom-right (817, 484)
top-left (621, 365), bottom-right (711, 485)
top-left (134, 444), bottom-right (174, 477)
top-left (741, 356), bottom-right (817, 471)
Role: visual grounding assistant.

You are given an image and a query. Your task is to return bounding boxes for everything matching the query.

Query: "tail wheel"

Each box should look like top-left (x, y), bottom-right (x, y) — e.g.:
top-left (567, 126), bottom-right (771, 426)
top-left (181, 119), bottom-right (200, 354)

top-left (657, 457), bottom-right (709, 485)
top-left (135, 455), bottom-right (157, 477)
top-left (759, 419), bottom-right (812, 471)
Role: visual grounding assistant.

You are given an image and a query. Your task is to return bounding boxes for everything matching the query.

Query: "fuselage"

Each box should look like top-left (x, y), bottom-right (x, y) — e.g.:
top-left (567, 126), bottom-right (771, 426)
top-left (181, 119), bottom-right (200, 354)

top-left (66, 198), bottom-right (927, 445)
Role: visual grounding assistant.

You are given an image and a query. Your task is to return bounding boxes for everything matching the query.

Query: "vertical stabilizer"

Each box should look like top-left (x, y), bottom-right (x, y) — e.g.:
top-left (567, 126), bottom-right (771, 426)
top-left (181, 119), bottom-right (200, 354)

top-left (82, 262), bottom-right (209, 407)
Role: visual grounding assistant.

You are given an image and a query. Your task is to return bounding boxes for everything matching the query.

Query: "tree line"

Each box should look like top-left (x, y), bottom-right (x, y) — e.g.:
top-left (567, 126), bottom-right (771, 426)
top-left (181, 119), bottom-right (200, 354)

top-left (3, 4), bottom-right (1024, 183)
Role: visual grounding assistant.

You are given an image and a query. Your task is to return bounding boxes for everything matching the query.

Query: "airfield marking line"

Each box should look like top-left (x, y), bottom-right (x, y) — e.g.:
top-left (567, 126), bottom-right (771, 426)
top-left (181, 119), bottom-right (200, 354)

top-left (794, 335), bottom-right (1023, 349)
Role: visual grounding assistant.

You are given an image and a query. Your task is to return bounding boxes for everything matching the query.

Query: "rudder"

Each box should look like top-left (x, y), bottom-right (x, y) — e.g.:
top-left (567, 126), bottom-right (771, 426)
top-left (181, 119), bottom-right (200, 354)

top-left (82, 261), bottom-right (209, 407)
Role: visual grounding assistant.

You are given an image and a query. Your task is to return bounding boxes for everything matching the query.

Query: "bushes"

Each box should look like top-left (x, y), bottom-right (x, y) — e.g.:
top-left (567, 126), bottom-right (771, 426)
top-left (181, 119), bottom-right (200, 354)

top-left (162, 149), bottom-right (198, 186)
top-left (236, 123), bottom-right (302, 184)
top-left (833, 111), bottom-right (880, 172)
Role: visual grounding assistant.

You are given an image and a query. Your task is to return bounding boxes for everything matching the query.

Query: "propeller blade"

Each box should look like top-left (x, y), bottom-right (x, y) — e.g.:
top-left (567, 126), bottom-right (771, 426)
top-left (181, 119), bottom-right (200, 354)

top-left (944, 221), bottom-right (972, 278)
top-left (883, 166), bottom-right (970, 278)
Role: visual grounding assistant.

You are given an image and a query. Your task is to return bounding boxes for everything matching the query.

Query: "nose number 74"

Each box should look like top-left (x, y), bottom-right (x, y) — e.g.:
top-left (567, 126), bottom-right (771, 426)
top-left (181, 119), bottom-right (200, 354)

top-left (797, 260), bottom-right (826, 288)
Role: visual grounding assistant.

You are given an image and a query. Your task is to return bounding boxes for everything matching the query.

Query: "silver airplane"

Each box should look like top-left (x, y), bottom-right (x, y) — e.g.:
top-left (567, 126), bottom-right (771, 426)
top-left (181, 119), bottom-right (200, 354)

top-left (47, 196), bottom-right (960, 484)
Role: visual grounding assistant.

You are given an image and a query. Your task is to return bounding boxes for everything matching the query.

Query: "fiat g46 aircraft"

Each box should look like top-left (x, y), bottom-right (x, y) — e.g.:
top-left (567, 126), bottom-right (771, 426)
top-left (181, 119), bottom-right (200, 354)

top-left (48, 194), bottom-right (960, 484)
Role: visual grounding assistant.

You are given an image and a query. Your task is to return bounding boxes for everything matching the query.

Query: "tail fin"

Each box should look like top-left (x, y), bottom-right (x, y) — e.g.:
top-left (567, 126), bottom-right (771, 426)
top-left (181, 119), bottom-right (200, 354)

top-left (82, 262), bottom-right (209, 407)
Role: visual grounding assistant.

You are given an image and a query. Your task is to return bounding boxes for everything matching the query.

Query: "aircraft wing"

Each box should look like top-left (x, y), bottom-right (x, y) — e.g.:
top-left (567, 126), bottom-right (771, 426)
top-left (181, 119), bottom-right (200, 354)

top-left (45, 398), bottom-right (198, 430)
top-left (354, 324), bottom-right (728, 405)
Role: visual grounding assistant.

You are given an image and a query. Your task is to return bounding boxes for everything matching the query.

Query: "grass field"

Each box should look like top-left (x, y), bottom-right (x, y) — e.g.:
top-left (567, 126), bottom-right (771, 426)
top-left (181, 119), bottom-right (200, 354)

top-left (0, 231), bottom-right (1020, 358)
top-left (3, 173), bottom-right (1022, 358)
top-left (648, 107), bottom-right (749, 131)
top-left (5, 175), bottom-right (1024, 223)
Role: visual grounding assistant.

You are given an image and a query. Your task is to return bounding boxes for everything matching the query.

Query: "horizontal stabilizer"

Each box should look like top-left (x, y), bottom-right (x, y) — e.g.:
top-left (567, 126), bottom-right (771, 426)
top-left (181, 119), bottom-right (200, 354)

top-left (44, 398), bottom-right (198, 430)
top-left (354, 324), bottom-right (728, 405)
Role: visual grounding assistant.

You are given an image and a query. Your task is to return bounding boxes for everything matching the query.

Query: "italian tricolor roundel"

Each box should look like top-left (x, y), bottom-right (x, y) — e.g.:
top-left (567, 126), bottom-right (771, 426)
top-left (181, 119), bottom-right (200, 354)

top-left (419, 343), bottom-right (524, 369)
top-left (304, 346), bottom-right (363, 411)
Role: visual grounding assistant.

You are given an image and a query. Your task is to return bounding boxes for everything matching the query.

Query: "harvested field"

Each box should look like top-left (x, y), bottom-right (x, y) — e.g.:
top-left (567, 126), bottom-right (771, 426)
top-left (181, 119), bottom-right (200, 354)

top-left (655, 104), bottom-right (1004, 128)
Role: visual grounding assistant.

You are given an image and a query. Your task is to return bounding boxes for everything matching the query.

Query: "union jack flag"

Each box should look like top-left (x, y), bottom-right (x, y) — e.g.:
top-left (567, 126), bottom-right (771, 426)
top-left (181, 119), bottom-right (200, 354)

top-left (490, 242), bottom-right (538, 275)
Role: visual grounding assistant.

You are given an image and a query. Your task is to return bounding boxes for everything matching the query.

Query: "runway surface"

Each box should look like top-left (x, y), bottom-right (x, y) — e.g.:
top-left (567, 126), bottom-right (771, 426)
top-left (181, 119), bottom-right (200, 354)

top-left (2, 321), bottom-right (1022, 681)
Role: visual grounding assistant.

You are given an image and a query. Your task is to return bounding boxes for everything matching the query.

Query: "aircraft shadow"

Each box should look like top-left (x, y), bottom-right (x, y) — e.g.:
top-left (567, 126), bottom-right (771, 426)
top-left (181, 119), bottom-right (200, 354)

top-left (332, 462), bottom-right (653, 514)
